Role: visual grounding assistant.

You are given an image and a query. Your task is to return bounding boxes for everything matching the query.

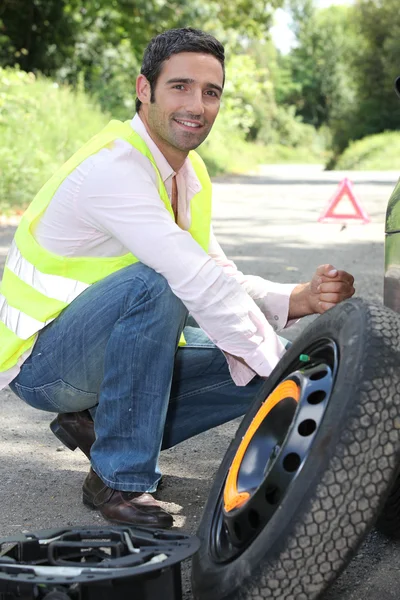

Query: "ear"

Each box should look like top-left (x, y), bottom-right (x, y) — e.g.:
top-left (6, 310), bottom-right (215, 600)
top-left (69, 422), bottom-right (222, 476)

top-left (136, 74), bottom-right (152, 105)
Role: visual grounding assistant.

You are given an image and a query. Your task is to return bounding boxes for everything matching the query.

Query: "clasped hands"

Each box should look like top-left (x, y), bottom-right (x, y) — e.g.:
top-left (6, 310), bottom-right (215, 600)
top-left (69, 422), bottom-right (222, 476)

top-left (289, 264), bottom-right (355, 319)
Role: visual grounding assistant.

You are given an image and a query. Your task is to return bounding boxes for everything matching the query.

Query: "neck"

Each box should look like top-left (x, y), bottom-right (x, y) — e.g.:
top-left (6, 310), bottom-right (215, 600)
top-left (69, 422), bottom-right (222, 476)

top-left (138, 110), bottom-right (188, 172)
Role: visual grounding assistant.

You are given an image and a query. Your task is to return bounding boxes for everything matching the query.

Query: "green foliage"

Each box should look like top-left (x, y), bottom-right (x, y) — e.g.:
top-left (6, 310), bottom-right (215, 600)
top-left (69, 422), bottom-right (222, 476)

top-left (0, 0), bottom-right (79, 74)
top-left (4, 0), bottom-right (400, 175)
top-left (0, 0), bottom-right (283, 74)
top-left (222, 52), bottom-right (275, 137)
top-left (197, 41), bottom-right (325, 174)
top-left (328, 0), bottom-right (400, 164)
top-left (198, 119), bottom-right (322, 177)
top-left (333, 132), bottom-right (400, 171)
top-left (58, 32), bottom-right (140, 119)
top-left (259, 143), bottom-right (323, 164)
top-left (257, 105), bottom-right (316, 147)
top-left (0, 0), bottom-right (330, 202)
top-left (284, 1), bottom-right (357, 132)
top-left (0, 0), bottom-right (286, 120)
top-left (0, 67), bottom-right (107, 211)
top-left (0, 65), bottom-right (320, 214)
top-left (348, 0), bottom-right (400, 140)
top-left (197, 122), bottom-right (266, 176)
top-left (284, 0), bottom-right (400, 164)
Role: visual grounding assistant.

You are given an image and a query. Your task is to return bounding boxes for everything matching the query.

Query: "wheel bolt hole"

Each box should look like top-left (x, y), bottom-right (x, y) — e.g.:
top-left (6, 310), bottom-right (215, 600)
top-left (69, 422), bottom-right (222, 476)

top-left (298, 419), bottom-right (317, 437)
top-left (265, 485), bottom-right (280, 505)
top-left (308, 390), bottom-right (326, 405)
top-left (248, 509), bottom-right (260, 529)
top-left (310, 370), bottom-right (327, 381)
top-left (283, 453), bottom-right (301, 472)
top-left (234, 522), bottom-right (242, 541)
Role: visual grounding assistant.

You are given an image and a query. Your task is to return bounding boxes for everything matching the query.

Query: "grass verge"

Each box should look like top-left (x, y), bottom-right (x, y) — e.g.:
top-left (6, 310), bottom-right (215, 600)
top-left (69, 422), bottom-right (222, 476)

top-left (1, 68), bottom-right (325, 214)
top-left (334, 131), bottom-right (400, 170)
top-left (0, 68), bottom-right (108, 213)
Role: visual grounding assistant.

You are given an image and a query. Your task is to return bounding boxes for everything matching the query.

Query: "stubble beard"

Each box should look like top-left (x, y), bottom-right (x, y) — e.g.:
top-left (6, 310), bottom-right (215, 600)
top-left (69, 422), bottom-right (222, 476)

top-left (174, 128), bottom-right (210, 150)
top-left (149, 105), bottom-right (212, 152)
top-left (165, 114), bottom-right (211, 151)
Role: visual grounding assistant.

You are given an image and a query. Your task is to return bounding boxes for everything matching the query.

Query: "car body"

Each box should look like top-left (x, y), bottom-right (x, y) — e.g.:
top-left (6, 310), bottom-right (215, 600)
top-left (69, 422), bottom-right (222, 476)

top-left (384, 180), bottom-right (400, 312)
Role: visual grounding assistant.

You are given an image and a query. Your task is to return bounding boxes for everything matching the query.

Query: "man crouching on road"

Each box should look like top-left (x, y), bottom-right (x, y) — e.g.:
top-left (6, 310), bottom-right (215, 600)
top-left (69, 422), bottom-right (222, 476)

top-left (2, 28), bottom-right (355, 528)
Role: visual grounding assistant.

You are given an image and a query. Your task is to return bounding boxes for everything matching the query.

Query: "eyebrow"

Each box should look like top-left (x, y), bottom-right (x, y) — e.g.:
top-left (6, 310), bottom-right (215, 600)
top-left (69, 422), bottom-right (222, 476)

top-left (165, 77), bottom-right (223, 94)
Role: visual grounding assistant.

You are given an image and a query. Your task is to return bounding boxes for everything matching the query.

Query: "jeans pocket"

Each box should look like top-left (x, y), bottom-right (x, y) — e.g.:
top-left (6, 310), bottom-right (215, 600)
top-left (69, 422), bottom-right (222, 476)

top-left (13, 379), bottom-right (98, 413)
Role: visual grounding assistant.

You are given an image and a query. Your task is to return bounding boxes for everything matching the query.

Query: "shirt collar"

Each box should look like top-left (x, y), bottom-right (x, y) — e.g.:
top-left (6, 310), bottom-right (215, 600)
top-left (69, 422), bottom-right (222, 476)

top-left (130, 114), bottom-right (202, 194)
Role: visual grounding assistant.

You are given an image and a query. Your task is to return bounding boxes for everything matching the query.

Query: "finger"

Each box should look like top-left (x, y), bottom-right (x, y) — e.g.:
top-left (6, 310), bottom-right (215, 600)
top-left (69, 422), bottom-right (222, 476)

top-left (320, 270), bottom-right (354, 285)
top-left (319, 286), bottom-right (356, 303)
top-left (318, 301), bottom-right (337, 313)
top-left (319, 292), bottom-right (346, 304)
top-left (316, 264), bottom-right (338, 278)
top-left (318, 281), bottom-right (354, 295)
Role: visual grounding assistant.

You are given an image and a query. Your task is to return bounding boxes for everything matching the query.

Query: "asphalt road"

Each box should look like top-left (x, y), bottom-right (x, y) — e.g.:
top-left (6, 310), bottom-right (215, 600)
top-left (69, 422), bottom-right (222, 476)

top-left (1, 164), bottom-right (400, 599)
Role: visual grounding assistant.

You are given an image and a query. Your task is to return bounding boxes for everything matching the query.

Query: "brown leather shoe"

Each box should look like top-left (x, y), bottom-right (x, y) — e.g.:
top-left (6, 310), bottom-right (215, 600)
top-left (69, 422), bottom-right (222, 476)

top-left (50, 410), bottom-right (95, 459)
top-left (50, 413), bottom-right (165, 489)
top-left (82, 468), bottom-right (173, 528)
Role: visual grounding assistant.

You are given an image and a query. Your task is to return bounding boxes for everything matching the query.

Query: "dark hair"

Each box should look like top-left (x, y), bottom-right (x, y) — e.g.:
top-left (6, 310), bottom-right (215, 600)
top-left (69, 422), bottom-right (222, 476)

top-left (135, 28), bottom-right (225, 112)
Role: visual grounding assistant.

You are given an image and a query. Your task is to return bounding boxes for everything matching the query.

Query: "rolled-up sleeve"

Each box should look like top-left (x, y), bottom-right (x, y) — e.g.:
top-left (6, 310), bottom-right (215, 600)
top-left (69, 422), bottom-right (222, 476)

top-left (79, 159), bottom-right (287, 383)
top-left (208, 229), bottom-right (297, 331)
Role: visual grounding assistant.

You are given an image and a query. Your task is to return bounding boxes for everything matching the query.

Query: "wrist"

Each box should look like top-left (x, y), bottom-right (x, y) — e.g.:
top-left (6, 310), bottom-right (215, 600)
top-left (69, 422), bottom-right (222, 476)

top-left (288, 283), bottom-right (313, 319)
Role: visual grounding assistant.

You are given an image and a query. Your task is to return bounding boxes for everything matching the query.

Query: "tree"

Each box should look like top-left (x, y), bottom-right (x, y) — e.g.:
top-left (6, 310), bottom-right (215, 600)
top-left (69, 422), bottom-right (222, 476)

top-left (0, 0), bottom-right (79, 74)
top-left (0, 0), bottom-right (284, 117)
top-left (0, 0), bottom-right (284, 74)
top-left (283, 0), bottom-right (357, 131)
top-left (349, 0), bottom-right (400, 141)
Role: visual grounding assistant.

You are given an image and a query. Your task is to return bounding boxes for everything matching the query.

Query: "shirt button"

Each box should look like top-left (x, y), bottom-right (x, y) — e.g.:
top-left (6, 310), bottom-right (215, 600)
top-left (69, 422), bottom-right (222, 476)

top-left (273, 324), bottom-right (278, 331)
top-left (274, 315), bottom-right (279, 320)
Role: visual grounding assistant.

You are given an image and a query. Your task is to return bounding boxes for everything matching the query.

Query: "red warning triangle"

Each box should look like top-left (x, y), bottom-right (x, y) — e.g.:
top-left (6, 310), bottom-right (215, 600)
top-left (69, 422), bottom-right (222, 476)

top-left (318, 178), bottom-right (370, 224)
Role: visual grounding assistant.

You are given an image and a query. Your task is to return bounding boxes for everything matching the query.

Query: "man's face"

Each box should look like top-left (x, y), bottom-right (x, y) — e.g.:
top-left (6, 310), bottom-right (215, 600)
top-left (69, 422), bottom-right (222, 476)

top-left (138, 52), bottom-right (224, 154)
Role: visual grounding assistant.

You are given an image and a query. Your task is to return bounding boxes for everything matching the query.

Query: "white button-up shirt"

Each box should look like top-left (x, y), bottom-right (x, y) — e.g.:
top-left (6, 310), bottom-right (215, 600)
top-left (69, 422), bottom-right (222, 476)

top-left (2, 114), bottom-right (296, 389)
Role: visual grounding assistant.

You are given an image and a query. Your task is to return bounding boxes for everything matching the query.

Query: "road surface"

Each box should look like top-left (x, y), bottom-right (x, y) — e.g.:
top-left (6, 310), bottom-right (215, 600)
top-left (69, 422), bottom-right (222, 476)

top-left (1, 164), bottom-right (399, 599)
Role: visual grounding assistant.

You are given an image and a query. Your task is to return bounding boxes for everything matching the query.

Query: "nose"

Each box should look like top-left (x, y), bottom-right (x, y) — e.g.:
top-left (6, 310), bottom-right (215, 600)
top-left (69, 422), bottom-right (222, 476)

top-left (186, 89), bottom-right (205, 116)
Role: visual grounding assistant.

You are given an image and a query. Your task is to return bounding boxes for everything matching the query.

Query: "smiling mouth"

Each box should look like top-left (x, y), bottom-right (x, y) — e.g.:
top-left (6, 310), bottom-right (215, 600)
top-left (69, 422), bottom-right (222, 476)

top-left (174, 118), bottom-right (203, 129)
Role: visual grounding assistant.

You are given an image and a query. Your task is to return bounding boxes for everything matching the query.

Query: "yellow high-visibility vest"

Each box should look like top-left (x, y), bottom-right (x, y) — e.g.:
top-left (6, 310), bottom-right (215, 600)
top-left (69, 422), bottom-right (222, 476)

top-left (0, 120), bottom-right (212, 373)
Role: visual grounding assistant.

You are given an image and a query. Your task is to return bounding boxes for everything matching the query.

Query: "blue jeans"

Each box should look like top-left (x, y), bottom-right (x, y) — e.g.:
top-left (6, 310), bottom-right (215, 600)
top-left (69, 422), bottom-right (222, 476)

top-left (10, 264), bottom-right (287, 492)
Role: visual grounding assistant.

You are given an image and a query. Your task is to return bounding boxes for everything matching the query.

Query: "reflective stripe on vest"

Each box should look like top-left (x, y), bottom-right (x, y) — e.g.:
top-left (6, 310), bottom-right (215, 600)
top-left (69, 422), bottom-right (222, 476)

top-left (0, 240), bottom-right (90, 339)
top-left (0, 296), bottom-right (51, 340)
top-left (0, 119), bottom-right (212, 372)
top-left (7, 240), bottom-right (90, 303)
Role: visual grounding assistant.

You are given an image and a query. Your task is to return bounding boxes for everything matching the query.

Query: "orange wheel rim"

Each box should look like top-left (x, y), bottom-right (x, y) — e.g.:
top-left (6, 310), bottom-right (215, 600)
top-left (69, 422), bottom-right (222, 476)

top-left (223, 379), bottom-right (300, 513)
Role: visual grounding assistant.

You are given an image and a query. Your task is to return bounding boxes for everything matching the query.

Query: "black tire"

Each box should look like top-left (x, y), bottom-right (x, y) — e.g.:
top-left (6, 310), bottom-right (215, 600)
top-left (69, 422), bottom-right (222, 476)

top-left (192, 298), bottom-right (400, 600)
top-left (375, 470), bottom-right (400, 538)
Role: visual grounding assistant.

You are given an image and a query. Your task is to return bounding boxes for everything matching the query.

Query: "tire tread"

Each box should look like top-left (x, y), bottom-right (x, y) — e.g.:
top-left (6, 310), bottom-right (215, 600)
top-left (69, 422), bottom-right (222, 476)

top-left (193, 300), bottom-right (400, 600)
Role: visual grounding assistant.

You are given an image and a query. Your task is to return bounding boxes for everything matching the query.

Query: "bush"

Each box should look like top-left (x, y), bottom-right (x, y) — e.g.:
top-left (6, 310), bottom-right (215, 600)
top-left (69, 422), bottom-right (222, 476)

top-left (0, 67), bottom-right (325, 211)
top-left (257, 105), bottom-right (317, 148)
top-left (196, 112), bottom-right (260, 176)
top-left (58, 37), bottom-right (140, 121)
top-left (198, 110), bottom-right (325, 176)
top-left (0, 67), bottom-right (107, 212)
top-left (333, 131), bottom-right (400, 170)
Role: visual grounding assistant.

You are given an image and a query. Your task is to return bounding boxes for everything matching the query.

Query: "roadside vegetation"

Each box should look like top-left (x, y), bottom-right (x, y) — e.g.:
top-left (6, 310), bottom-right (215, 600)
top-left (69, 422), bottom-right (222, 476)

top-left (0, 68), bottom-right (107, 212)
top-left (0, 0), bottom-right (399, 211)
top-left (334, 132), bottom-right (400, 171)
